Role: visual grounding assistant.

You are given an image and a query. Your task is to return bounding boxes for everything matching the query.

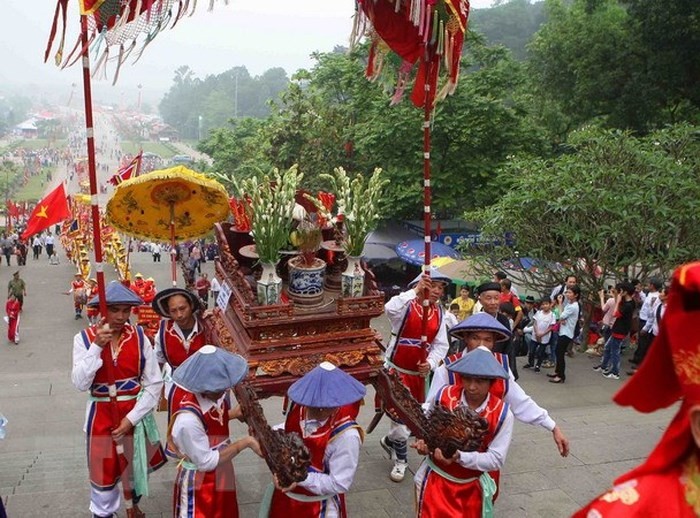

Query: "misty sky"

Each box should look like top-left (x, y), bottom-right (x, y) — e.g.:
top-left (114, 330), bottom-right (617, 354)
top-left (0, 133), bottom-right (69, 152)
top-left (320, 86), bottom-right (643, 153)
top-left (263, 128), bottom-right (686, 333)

top-left (2, 0), bottom-right (494, 103)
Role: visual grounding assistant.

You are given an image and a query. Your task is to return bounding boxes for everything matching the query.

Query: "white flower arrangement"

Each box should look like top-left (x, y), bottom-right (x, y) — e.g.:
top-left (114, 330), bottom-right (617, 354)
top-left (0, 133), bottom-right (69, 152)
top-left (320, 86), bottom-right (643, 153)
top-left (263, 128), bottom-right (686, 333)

top-left (233, 165), bottom-right (304, 264)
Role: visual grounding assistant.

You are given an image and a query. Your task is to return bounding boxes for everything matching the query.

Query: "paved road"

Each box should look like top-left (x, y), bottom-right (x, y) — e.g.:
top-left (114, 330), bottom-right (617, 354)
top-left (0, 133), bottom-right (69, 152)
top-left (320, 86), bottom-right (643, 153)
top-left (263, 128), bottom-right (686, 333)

top-left (0, 245), bottom-right (675, 517)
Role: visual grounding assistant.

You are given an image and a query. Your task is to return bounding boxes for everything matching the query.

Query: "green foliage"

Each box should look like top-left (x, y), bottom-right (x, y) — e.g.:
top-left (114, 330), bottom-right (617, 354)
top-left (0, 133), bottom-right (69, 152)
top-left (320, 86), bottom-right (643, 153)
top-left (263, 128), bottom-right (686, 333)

top-left (528, 0), bottom-right (700, 133)
top-left (471, 0), bottom-right (547, 60)
top-left (466, 124), bottom-right (700, 298)
top-left (159, 65), bottom-right (290, 139)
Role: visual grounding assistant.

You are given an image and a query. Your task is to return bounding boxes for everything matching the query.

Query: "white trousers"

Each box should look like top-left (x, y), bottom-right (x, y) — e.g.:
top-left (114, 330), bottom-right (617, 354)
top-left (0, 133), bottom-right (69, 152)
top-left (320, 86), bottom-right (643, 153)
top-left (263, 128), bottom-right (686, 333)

top-left (89, 486), bottom-right (120, 516)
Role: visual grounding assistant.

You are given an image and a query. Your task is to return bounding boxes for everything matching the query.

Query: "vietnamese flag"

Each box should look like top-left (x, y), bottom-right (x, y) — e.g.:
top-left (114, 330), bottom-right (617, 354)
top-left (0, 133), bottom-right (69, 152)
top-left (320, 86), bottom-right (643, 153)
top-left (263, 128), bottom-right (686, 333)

top-left (21, 184), bottom-right (70, 239)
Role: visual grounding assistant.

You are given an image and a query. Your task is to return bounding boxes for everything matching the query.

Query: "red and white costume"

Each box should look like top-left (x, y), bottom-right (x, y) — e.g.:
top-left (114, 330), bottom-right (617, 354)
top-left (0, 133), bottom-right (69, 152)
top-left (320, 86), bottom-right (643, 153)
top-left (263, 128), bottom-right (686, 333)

top-left (70, 278), bottom-right (86, 313)
top-left (267, 403), bottom-right (363, 518)
top-left (71, 323), bottom-right (166, 517)
top-left (385, 290), bottom-right (447, 402)
top-left (6, 297), bottom-right (20, 343)
top-left (85, 284), bottom-right (100, 323)
top-left (415, 385), bottom-right (513, 517)
top-left (154, 317), bottom-right (207, 421)
top-left (427, 349), bottom-right (556, 433)
top-left (168, 390), bottom-right (237, 518)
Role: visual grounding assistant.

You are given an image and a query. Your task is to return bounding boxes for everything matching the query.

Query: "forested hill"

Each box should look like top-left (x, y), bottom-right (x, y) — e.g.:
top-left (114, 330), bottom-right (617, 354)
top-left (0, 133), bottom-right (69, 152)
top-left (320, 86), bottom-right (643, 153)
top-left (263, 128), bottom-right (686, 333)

top-left (471, 0), bottom-right (546, 60)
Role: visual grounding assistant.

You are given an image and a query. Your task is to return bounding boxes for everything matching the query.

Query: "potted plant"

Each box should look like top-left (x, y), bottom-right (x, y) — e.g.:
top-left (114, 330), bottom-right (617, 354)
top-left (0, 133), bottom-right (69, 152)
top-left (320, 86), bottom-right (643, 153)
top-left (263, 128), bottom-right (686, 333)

top-left (287, 219), bottom-right (326, 306)
top-left (306, 167), bottom-right (388, 298)
top-left (233, 166), bottom-right (303, 305)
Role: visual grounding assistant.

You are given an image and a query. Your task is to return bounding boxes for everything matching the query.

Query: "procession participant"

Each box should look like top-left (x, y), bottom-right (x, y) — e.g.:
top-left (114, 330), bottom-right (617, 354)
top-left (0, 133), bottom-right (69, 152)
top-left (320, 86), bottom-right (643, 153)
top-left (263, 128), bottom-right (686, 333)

top-left (427, 312), bottom-right (569, 459)
top-left (574, 262), bottom-right (700, 517)
top-left (414, 348), bottom-right (514, 517)
top-left (380, 268), bottom-right (451, 482)
top-left (152, 287), bottom-right (207, 419)
top-left (265, 361), bottom-right (366, 518)
top-left (85, 278), bottom-right (100, 325)
top-left (168, 345), bottom-right (262, 518)
top-left (5, 293), bottom-right (21, 345)
top-left (7, 271), bottom-right (27, 312)
top-left (130, 273), bottom-right (147, 299)
top-left (71, 281), bottom-right (166, 518)
top-left (65, 271), bottom-right (87, 319)
top-left (476, 282), bottom-right (518, 379)
top-left (142, 278), bottom-right (157, 304)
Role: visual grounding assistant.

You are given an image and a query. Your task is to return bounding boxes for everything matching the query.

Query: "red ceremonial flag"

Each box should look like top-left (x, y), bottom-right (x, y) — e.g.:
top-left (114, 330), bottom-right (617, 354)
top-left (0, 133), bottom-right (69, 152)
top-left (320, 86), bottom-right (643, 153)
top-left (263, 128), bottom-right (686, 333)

top-left (109, 152), bottom-right (142, 186)
top-left (6, 201), bottom-right (21, 219)
top-left (21, 184), bottom-right (70, 239)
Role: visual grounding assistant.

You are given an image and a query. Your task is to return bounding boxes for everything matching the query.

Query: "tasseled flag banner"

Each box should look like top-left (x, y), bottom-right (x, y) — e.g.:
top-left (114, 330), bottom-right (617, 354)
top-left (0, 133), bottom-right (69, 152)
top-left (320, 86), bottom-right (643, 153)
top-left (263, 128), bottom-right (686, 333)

top-left (45, 0), bottom-right (230, 84)
top-left (353, 0), bottom-right (470, 108)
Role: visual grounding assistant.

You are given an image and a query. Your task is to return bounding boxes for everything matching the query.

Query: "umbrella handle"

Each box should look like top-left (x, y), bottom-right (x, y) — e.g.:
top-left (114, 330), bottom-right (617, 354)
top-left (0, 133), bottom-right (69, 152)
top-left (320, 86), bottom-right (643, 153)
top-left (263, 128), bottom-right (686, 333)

top-left (170, 202), bottom-right (177, 286)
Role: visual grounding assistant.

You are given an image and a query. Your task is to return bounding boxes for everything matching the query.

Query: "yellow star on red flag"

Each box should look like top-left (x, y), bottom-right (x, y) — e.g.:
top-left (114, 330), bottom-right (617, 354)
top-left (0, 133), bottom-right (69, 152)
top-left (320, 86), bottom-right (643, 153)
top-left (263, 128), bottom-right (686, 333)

top-left (36, 205), bottom-right (49, 219)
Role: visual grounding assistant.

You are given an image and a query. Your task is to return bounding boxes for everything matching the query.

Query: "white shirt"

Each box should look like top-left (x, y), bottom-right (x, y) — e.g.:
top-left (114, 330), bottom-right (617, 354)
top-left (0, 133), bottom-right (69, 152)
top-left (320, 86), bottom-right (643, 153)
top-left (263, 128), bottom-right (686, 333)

top-left (151, 243), bottom-right (161, 254)
top-left (643, 301), bottom-right (665, 336)
top-left (415, 393), bottom-right (514, 488)
top-left (71, 328), bottom-right (162, 428)
top-left (639, 290), bottom-right (659, 322)
top-left (274, 416), bottom-right (361, 518)
top-left (425, 351), bottom-right (556, 432)
top-left (443, 311), bottom-right (459, 331)
top-left (210, 277), bottom-right (221, 293)
top-left (532, 310), bottom-right (556, 344)
top-left (45, 235), bottom-right (54, 245)
top-left (384, 290), bottom-right (449, 370)
top-left (171, 393), bottom-right (225, 472)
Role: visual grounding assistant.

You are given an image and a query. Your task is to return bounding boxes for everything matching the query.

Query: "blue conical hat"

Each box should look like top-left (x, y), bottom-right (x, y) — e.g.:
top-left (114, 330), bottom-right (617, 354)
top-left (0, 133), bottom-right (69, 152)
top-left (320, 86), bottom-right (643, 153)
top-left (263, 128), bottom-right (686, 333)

top-left (87, 281), bottom-right (143, 307)
top-left (449, 312), bottom-right (512, 341)
top-left (447, 347), bottom-right (508, 380)
top-left (172, 345), bottom-right (248, 393)
top-left (287, 362), bottom-right (366, 408)
top-left (408, 267), bottom-right (452, 288)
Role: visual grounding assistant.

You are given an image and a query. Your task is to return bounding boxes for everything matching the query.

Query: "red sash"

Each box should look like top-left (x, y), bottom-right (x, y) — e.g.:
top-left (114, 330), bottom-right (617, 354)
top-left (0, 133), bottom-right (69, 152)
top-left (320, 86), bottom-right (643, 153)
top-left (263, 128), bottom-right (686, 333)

top-left (80, 324), bottom-right (166, 490)
top-left (169, 391), bottom-right (237, 518)
top-left (268, 404), bottom-right (362, 518)
top-left (388, 300), bottom-right (442, 402)
top-left (417, 386), bottom-right (509, 517)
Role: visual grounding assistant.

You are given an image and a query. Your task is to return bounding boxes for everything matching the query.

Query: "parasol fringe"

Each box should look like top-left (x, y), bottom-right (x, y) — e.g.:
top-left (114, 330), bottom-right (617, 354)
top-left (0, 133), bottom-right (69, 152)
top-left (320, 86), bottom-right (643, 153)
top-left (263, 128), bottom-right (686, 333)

top-left (45, 0), bottom-right (69, 66)
top-left (111, 44), bottom-right (125, 86)
top-left (189, 0), bottom-right (198, 16)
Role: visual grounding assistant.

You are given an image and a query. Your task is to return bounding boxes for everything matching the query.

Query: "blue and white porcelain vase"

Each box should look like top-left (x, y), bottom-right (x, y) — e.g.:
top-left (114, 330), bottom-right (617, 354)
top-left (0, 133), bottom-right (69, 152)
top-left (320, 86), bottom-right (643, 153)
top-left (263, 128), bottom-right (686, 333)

top-left (341, 255), bottom-right (365, 298)
top-left (287, 256), bottom-right (326, 306)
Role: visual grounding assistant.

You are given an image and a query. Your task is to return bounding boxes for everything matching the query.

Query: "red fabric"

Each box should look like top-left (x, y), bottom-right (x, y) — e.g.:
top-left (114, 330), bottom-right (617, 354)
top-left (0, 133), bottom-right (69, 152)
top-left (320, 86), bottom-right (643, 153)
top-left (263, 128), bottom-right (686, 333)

top-left (417, 386), bottom-right (508, 517)
top-left (388, 299), bottom-right (442, 402)
top-left (6, 299), bottom-right (20, 342)
top-left (158, 318), bottom-right (207, 370)
top-left (109, 152), bottom-right (142, 186)
top-left (573, 457), bottom-right (697, 518)
top-left (21, 184), bottom-right (70, 239)
top-left (82, 324), bottom-right (166, 489)
top-left (169, 391), bottom-right (237, 518)
top-left (269, 403), bottom-right (360, 517)
top-left (358, 0), bottom-right (422, 64)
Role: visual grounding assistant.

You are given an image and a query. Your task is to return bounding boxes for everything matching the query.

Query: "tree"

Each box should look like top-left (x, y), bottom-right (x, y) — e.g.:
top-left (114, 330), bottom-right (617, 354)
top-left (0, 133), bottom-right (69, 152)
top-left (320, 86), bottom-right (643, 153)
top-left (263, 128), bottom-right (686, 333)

top-left (464, 123), bottom-right (700, 303)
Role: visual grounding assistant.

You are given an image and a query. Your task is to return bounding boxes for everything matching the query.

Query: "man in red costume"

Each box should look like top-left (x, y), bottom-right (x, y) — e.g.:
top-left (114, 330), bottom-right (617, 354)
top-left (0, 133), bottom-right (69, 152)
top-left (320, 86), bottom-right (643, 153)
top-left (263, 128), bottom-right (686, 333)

top-left (413, 347), bottom-right (513, 517)
top-left (428, 312), bottom-right (570, 458)
top-left (85, 278), bottom-right (100, 325)
top-left (381, 269), bottom-right (451, 482)
top-left (265, 361), bottom-right (366, 517)
top-left (168, 345), bottom-right (262, 518)
top-left (71, 281), bottom-right (166, 518)
top-left (66, 271), bottom-right (87, 320)
top-left (130, 272), bottom-right (147, 299)
top-left (5, 294), bottom-right (21, 344)
top-left (152, 287), bottom-right (208, 420)
top-left (574, 261), bottom-right (700, 517)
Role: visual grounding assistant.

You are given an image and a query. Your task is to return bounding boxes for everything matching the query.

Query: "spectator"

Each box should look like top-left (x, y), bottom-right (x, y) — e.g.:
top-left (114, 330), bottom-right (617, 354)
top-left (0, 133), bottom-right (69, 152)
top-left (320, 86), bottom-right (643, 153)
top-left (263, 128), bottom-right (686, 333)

top-left (632, 278), bottom-right (663, 367)
top-left (7, 271), bottom-right (27, 311)
top-left (210, 275), bottom-right (221, 308)
top-left (629, 284), bottom-right (668, 375)
top-left (151, 242), bottom-right (161, 263)
top-left (495, 270), bottom-right (518, 296)
top-left (524, 297), bottom-right (557, 373)
top-left (548, 285), bottom-right (581, 384)
top-left (453, 286), bottom-right (475, 321)
top-left (195, 273), bottom-right (211, 309)
top-left (550, 275), bottom-right (577, 303)
top-left (593, 282), bottom-right (636, 380)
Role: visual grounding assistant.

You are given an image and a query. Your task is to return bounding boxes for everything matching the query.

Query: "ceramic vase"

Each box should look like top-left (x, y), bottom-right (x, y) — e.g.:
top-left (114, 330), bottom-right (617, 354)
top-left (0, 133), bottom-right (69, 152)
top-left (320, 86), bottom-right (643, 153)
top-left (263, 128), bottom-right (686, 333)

top-left (287, 256), bottom-right (326, 306)
top-left (341, 255), bottom-right (365, 298)
top-left (257, 261), bottom-right (282, 305)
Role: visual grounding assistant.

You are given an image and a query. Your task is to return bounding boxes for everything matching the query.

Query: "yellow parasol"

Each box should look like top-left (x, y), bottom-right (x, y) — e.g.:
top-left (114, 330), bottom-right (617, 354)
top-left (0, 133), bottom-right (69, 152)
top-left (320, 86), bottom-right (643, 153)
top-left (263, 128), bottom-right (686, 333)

top-left (106, 166), bottom-right (230, 285)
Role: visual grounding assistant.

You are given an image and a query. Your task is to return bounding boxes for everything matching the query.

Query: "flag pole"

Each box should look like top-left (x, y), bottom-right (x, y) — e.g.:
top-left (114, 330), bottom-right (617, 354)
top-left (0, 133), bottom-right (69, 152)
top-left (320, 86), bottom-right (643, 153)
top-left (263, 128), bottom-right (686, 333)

top-left (79, 14), bottom-right (139, 518)
top-left (420, 55), bottom-right (434, 380)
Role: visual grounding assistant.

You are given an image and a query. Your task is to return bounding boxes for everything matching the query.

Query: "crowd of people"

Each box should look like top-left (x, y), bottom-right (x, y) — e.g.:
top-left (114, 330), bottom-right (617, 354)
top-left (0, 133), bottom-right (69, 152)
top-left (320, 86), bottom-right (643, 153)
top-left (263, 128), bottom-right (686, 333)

top-left (25, 223), bottom-right (674, 518)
